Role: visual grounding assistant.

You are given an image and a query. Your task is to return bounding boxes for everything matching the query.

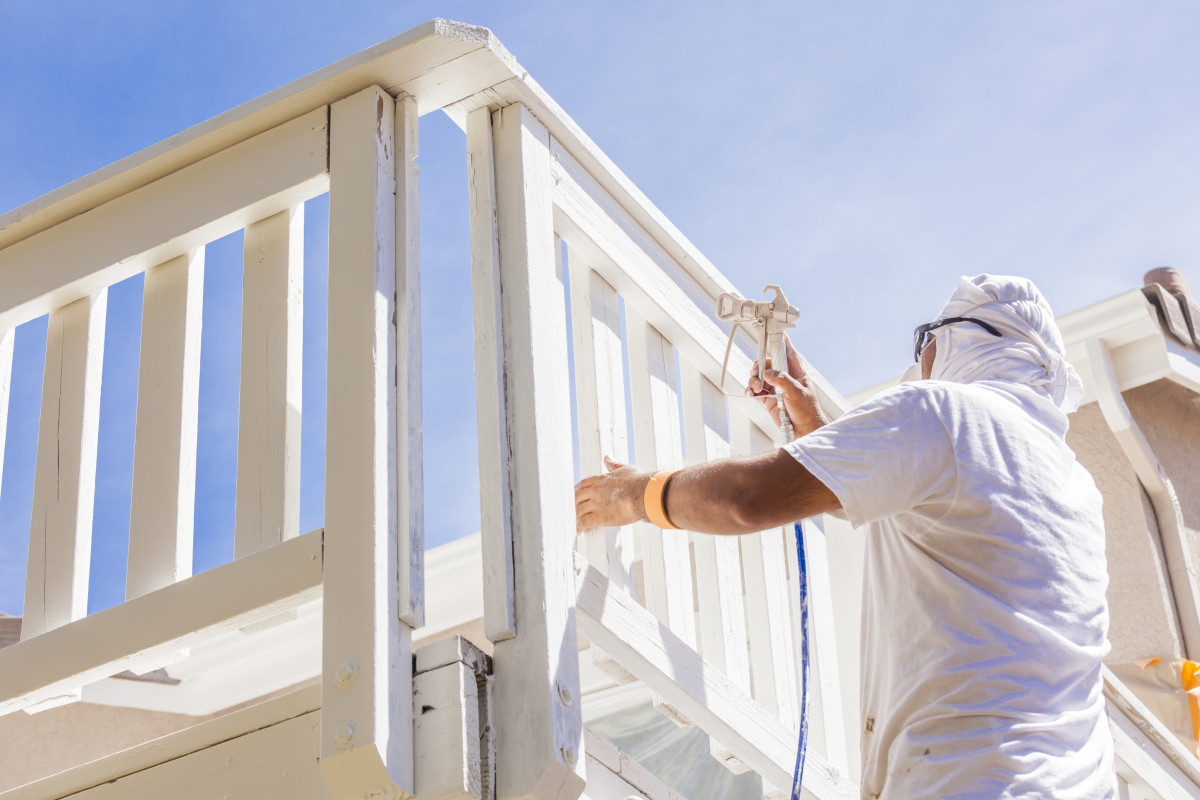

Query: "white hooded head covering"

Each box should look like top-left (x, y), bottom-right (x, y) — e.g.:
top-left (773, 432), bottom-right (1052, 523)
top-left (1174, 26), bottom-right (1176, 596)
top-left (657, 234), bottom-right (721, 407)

top-left (928, 274), bottom-right (1083, 414)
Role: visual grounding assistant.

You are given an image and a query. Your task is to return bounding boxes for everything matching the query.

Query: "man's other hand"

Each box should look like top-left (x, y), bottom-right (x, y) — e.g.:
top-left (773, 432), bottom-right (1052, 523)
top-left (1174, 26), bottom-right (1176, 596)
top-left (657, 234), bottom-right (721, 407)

top-left (747, 335), bottom-right (831, 439)
top-left (574, 456), bottom-right (650, 533)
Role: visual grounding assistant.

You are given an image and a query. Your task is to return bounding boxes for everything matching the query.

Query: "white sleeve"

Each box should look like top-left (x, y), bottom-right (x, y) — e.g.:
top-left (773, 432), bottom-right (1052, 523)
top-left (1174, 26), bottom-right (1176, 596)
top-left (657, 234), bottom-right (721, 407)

top-left (784, 384), bottom-right (957, 528)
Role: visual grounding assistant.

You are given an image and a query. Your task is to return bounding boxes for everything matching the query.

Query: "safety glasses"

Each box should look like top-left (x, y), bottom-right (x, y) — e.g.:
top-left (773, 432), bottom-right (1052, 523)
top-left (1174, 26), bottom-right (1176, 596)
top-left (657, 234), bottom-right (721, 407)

top-left (913, 316), bottom-right (1003, 362)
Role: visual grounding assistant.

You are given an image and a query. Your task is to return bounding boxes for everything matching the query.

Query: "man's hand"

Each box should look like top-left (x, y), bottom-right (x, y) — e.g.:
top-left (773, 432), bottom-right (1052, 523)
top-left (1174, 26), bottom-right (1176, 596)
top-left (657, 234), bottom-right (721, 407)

top-left (574, 456), bottom-right (651, 533)
top-left (748, 335), bottom-right (831, 439)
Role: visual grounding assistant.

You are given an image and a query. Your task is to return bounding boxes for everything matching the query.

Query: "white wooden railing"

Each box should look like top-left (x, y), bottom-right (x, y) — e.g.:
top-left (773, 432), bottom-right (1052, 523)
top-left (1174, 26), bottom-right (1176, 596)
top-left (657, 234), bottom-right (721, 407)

top-left (0, 19), bottom-right (862, 800)
top-left (461, 82), bottom-right (858, 800)
top-left (0, 89), bottom-right (421, 798)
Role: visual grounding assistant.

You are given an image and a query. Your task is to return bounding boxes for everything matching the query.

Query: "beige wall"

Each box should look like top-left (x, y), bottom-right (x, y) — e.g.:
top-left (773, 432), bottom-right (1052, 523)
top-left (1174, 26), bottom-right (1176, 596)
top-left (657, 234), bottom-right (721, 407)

top-left (0, 700), bottom-right (202, 791)
top-left (1126, 380), bottom-right (1200, 586)
top-left (1067, 398), bottom-right (1185, 664)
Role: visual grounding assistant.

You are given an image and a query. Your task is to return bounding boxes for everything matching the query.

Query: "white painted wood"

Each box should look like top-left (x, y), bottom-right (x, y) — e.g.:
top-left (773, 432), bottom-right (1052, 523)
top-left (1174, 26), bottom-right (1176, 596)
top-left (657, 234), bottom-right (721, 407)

top-left (235, 207), bottom-right (303, 558)
top-left (1108, 703), bottom-right (1199, 800)
top-left (322, 85), bottom-right (412, 800)
top-left (678, 358), bottom-right (750, 772)
top-left (1104, 667), bottom-right (1200, 788)
top-left (677, 360), bottom-right (748, 689)
top-left (0, 327), bottom-right (13, 504)
top-left (797, 519), bottom-right (848, 773)
top-left (64, 711), bottom-right (331, 800)
top-left (485, 102), bottom-right (585, 800)
top-left (126, 250), bottom-right (204, 600)
top-left (0, 21), bottom-right (499, 251)
top-left (414, 662), bottom-right (482, 800)
top-left (0, 109), bottom-right (328, 332)
top-left (395, 93), bottom-right (425, 629)
top-left (0, 529), bottom-right (322, 715)
top-left (818, 512), bottom-right (865, 781)
top-left (574, 553), bottom-right (858, 800)
top-left (582, 730), bottom-right (687, 800)
top-left (623, 307), bottom-right (693, 647)
top-left (467, 105), bottom-right (517, 644)
top-left (4, 685), bottom-right (321, 800)
top-left (728, 412), bottom-right (799, 735)
top-left (567, 247), bottom-right (633, 592)
top-left (547, 139), bottom-right (845, 434)
top-left (22, 291), bottom-right (107, 643)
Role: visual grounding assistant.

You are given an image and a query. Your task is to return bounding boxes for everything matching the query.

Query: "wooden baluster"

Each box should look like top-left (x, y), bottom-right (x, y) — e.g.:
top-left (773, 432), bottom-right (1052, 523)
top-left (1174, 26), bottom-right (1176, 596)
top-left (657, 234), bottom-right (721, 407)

top-left (0, 327), bottom-right (13, 506)
top-left (468, 104), bottom-right (516, 644)
top-left (394, 93), bottom-right (424, 629)
top-left (729, 412), bottom-right (798, 731)
top-left (23, 291), bottom-right (107, 656)
top-left (234, 207), bottom-right (303, 559)
top-left (567, 249), bottom-right (633, 592)
top-left (321, 85), bottom-right (412, 799)
top-left (127, 250), bottom-right (204, 602)
top-left (469, 102), bottom-right (584, 800)
top-left (679, 358), bottom-right (751, 772)
top-left (794, 515), bottom-right (849, 774)
top-left (625, 308), bottom-right (693, 646)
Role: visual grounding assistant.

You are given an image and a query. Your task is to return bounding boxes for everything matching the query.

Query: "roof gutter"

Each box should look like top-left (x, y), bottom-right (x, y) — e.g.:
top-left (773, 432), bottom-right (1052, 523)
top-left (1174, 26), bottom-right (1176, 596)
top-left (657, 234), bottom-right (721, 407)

top-left (1086, 336), bottom-right (1200, 660)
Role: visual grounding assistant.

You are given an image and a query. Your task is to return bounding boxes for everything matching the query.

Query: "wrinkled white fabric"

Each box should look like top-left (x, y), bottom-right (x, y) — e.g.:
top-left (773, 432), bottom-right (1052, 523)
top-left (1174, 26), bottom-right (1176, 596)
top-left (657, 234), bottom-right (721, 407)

top-left (786, 275), bottom-right (1114, 799)
top-left (930, 274), bottom-right (1084, 414)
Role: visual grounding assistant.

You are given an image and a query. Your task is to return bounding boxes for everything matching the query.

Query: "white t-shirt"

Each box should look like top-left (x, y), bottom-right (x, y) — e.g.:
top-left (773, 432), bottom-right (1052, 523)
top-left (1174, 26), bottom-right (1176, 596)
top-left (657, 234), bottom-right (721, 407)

top-left (785, 379), bottom-right (1115, 800)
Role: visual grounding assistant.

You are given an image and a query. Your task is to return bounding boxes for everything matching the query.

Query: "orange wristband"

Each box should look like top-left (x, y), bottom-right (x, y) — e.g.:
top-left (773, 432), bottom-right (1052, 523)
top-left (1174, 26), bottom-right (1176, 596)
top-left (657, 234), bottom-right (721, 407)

top-left (643, 469), bottom-right (681, 530)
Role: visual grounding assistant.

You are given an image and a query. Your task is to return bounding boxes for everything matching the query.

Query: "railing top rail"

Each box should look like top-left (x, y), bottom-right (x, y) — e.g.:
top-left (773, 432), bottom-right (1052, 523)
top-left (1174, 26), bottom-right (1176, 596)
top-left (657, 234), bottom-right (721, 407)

top-left (0, 19), bottom-right (490, 250)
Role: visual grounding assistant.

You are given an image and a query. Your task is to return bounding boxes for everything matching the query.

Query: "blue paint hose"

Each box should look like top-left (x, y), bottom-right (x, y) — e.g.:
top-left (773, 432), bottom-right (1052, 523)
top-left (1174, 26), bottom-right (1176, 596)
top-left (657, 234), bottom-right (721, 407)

top-left (790, 521), bottom-right (810, 800)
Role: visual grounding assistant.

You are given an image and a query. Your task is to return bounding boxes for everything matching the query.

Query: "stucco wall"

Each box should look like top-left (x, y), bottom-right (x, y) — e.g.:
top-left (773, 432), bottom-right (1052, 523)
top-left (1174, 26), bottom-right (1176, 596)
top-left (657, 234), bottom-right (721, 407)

top-left (1126, 379), bottom-right (1200, 594)
top-left (0, 700), bottom-right (202, 791)
top-left (1067, 399), bottom-right (1184, 663)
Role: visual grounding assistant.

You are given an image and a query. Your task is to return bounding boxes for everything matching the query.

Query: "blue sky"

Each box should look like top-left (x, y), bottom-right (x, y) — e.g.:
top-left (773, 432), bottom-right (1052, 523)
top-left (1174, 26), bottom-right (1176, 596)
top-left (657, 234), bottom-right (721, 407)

top-left (2, 2), bottom-right (1199, 615)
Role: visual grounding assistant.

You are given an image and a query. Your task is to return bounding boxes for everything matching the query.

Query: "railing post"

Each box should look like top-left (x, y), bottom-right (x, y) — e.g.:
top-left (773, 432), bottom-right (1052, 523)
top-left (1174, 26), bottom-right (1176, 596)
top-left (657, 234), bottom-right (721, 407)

top-left (322, 85), bottom-right (414, 800)
top-left (468, 102), bottom-right (585, 800)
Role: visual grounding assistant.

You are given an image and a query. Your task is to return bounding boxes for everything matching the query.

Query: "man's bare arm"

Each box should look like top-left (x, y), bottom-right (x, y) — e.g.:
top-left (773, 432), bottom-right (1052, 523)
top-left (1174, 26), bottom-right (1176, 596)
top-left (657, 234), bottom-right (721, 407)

top-left (574, 449), bottom-right (841, 535)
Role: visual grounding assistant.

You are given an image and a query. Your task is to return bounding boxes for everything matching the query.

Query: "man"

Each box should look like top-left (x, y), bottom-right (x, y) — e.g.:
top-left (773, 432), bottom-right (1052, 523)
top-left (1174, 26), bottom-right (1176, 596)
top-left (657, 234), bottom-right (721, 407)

top-left (574, 275), bottom-right (1115, 800)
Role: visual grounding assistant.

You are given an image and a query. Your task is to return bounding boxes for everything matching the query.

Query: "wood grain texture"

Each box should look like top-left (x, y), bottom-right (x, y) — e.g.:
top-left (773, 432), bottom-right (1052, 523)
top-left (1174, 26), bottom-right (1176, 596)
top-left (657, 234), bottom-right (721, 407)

top-left (395, 93), bottom-right (425, 629)
top-left (0, 109), bottom-right (328, 333)
top-left (486, 102), bottom-right (584, 800)
top-left (413, 662), bottom-right (481, 800)
top-left (127, 250), bottom-right (204, 600)
top-left (467, 105), bottom-right (517, 644)
top-left (0, 529), bottom-right (322, 715)
top-left (235, 207), bottom-right (303, 559)
top-left (323, 85), bottom-right (412, 799)
top-left (23, 291), bottom-right (107, 642)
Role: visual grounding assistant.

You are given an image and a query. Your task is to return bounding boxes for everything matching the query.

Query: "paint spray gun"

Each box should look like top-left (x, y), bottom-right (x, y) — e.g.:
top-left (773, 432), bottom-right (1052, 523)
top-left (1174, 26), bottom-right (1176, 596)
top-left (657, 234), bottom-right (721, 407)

top-left (717, 285), bottom-right (801, 441)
